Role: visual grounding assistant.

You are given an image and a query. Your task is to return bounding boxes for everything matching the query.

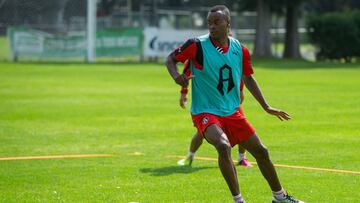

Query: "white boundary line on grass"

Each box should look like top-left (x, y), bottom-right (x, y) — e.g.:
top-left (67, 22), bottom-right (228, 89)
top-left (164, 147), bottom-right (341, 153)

top-left (0, 154), bottom-right (113, 161)
top-left (169, 155), bottom-right (360, 175)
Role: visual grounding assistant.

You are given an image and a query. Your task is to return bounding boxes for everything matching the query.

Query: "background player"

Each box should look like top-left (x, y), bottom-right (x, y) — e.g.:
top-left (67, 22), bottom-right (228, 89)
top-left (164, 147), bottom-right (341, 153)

top-left (177, 60), bottom-right (252, 168)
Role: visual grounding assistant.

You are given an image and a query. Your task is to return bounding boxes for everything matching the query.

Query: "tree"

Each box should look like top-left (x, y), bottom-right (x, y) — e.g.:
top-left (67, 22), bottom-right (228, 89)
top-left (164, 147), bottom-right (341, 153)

top-left (305, 0), bottom-right (360, 13)
top-left (283, 0), bottom-right (302, 59)
top-left (253, 0), bottom-right (272, 58)
top-left (281, 0), bottom-right (360, 59)
top-left (238, 0), bottom-right (273, 58)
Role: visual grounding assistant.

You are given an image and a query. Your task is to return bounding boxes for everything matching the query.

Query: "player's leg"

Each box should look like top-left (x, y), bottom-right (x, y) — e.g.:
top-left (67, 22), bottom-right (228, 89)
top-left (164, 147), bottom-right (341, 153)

top-left (231, 107), bottom-right (251, 167)
top-left (239, 134), bottom-right (281, 191)
top-left (239, 134), bottom-right (304, 203)
top-left (205, 124), bottom-right (244, 203)
top-left (237, 145), bottom-right (252, 167)
top-left (178, 132), bottom-right (203, 166)
top-left (189, 131), bottom-right (204, 155)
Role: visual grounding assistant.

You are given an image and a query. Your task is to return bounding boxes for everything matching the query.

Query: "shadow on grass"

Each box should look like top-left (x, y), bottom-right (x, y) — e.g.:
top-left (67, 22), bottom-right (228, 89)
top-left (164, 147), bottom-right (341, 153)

top-left (139, 165), bottom-right (215, 176)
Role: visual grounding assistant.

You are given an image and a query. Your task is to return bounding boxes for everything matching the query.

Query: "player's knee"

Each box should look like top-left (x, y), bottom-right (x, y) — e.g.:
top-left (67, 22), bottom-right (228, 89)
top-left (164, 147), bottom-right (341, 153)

top-left (215, 141), bottom-right (231, 155)
top-left (193, 134), bottom-right (204, 143)
top-left (253, 145), bottom-right (270, 160)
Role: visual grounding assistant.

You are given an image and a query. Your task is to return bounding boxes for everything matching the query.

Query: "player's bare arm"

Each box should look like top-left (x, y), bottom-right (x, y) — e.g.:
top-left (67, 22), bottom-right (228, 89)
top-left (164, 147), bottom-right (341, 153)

top-left (242, 74), bottom-right (291, 121)
top-left (166, 53), bottom-right (194, 87)
top-left (179, 93), bottom-right (188, 108)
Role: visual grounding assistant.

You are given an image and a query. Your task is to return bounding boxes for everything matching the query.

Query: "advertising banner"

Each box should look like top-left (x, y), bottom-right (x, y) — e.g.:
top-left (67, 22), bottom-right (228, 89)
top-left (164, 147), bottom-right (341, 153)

top-left (8, 27), bottom-right (142, 59)
top-left (96, 28), bottom-right (142, 57)
top-left (144, 27), bottom-right (208, 57)
top-left (8, 27), bottom-right (85, 58)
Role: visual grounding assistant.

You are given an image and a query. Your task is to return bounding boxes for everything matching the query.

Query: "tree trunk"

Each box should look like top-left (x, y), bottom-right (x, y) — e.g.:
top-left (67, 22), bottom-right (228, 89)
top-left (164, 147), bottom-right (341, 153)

top-left (253, 0), bottom-right (272, 58)
top-left (283, 2), bottom-right (301, 59)
top-left (56, 0), bottom-right (69, 32)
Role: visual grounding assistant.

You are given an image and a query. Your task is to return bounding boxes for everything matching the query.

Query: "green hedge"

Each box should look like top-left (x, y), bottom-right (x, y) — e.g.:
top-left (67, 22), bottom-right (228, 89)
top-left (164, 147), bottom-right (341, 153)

top-left (307, 11), bottom-right (360, 62)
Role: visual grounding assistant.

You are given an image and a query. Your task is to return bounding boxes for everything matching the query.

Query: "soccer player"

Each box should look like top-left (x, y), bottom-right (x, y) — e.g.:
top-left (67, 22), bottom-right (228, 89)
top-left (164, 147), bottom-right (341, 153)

top-left (177, 60), bottom-right (252, 167)
top-left (165, 5), bottom-right (304, 203)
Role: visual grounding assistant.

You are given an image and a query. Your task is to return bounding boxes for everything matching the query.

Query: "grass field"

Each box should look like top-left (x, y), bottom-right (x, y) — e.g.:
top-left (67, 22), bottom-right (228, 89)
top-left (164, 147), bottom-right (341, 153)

top-left (0, 60), bottom-right (359, 202)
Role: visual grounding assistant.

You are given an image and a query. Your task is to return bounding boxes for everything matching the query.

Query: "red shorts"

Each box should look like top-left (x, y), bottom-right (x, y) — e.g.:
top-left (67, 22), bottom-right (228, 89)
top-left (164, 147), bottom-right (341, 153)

top-left (192, 108), bottom-right (256, 147)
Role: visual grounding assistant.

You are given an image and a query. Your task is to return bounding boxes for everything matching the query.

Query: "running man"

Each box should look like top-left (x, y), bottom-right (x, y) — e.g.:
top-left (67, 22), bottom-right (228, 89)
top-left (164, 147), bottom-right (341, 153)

top-left (165, 5), bottom-right (304, 203)
top-left (177, 60), bottom-right (252, 167)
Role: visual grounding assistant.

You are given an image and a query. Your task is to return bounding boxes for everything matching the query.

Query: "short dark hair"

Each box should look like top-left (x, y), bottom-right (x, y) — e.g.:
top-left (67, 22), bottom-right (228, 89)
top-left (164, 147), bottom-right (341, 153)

top-left (209, 5), bottom-right (230, 22)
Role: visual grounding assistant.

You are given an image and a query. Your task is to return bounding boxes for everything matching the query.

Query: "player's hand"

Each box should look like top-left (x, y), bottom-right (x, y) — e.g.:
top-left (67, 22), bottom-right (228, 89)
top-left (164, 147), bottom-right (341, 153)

top-left (179, 93), bottom-right (188, 109)
top-left (265, 106), bottom-right (291, 121)
top-left (174, 74), bottom-right (194, 87)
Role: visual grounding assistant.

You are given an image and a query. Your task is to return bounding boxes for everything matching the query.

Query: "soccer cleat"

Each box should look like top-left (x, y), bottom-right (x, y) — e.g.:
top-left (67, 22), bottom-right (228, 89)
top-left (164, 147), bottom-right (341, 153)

top-left (177, 157), bottom-right (193, 166)
top-left (238, 158), bottom-right (252, 167)
top-left (272, 194), bottom-right (305, 203)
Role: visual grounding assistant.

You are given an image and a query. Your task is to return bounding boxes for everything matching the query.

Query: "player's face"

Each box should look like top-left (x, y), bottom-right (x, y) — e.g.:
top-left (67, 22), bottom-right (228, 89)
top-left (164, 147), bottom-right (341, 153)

top-left (207, 11), bottom-right (229, 39)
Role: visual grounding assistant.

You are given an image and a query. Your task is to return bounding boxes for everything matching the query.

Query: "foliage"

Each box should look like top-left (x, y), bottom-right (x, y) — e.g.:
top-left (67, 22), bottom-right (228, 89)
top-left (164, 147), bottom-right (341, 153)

top-left (305, 0), bottom-right (360, 13)
top-left (307, 11), bottom-right (360, 62)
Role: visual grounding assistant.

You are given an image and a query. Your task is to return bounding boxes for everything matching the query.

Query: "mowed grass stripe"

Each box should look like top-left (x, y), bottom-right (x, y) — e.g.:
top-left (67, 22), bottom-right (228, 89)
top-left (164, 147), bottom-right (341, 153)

top-left (0, 154), bottom-right (113, 161)
top-left (171, 155), bottom-right (360, 175)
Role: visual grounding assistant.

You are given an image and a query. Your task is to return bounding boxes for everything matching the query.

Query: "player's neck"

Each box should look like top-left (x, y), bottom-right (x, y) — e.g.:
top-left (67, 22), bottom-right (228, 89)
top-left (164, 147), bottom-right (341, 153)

top-left (210, 36), bottom-right (229, 47)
